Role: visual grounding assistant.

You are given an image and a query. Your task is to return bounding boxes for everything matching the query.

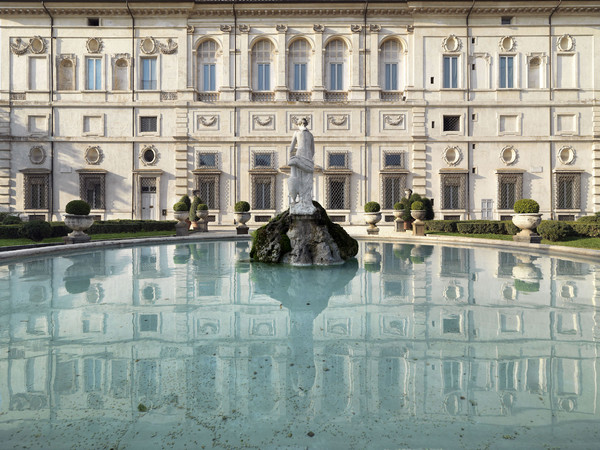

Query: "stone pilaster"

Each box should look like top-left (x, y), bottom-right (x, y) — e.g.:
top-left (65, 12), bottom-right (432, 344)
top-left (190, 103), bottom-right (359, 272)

top-left (220, 25), bottom-right (234, 101)
top-left (238, 25), bottom-right (251, 101)
top-left (411, 106), bottom-right (427, 193)
top-left (349, 25), bottom-right (363, 101)
top-left (593, 106), bottom-right (600, 212)
top-left (275, 25), bottom-right (288, 101)
top-left (0, 108), bottom-right (10, 209)
top-left (175, 108), bottom-right (189, 197)
top-left (312, 24), bottom-right (324, 101)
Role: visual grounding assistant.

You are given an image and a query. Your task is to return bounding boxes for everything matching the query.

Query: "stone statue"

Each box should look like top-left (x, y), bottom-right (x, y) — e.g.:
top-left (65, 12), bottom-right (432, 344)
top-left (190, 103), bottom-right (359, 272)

top-left (288, 118), bottom-right (316, 215)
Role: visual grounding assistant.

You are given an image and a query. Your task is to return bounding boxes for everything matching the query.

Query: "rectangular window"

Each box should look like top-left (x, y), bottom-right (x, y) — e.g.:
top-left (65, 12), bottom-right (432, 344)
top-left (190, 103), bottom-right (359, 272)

top-left (326, 175), bottom-right (349, 210)
top-left (254, 153), bottom-right (272, 168)
top-left (498, 174), bottom-right (523, 210)
top-left (441, 173), bottom-right (466, 210)
top-left (385, 63), bottom-right (398, 90)
top-left (80, 173), bottom-right (105, 209)
top-left (140, 116), bottom-right (157, 133)
top-left (556, 173), bottom-right (581, 209)
top-left (195, 174), bottom-right (219, 209)
top-left (86, 58), bottom-right (102, 90)
top-left (384, 153), bottom-right (403, 168)
top-left (257, 63), bottom-right (270, 91)
top-left (328, 153), bottom-right (346, 168)
top-left (443, 115), bottom-right (461, 132)
top-left (198, 153), bottom-right (217, 168)
top-left (499, 56), bottom-right (514, 88)
top-left (330, 63), bottom-right (343, 90)
top-left (443, 56), bottom-right (458, 88)
top-left (141, 58), bottom-right (157, 90)
top-left (24, 174), bottom-right (49, 209)
top-left (294, 63), bottom-right (307, 91)
top-left (139, 314), bottom-right (158, 332)
top-left (382, 174), bottom-right (406, 209)
top-left (253, 176), bottom-right (273, 210)
top-left (501, 16), bottom-right (513, 25)
top-left (203, 64), bottom-right (216, 91)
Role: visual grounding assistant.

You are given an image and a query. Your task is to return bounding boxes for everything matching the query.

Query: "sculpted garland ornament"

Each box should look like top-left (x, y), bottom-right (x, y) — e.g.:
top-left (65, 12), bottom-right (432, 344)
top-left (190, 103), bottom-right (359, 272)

top-left (140, 37), bottom-right (178, 55)
top-left (253, 116), bottom-right (273, 127)
top-left (328, 115), bottom-right (348, 126)
top-left (383, 114), bottom-right (404, 126)
top-left (10, 36), bottom-right (46, 55)
top-left (198, 116), bottom-right (217, 127)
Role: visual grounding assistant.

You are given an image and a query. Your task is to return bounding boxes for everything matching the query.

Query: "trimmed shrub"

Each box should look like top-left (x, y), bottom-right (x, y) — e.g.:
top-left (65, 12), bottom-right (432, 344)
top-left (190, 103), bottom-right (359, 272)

top-left (513, 198), bottom-right (539, 214)
top-left (87, 220), bottom-right (176, 235)
top-left (50, 222), bottom-right (70, 237)
top-left (537, 220), bottom-right (573, 242)
top-left (411, 201), bottom-right (424, 210)
top-left (20, 220), bottom-right (52, 242)
top-left (572, 222), bottom-right (600, 238)
top-left (179, 195), bottom-right (191, 210)
top-left (0, 225), bottom-right (23, 239)
top-left (364, 201), bottom-right (381, 213)
top-left (393, 202), bottom-right (403, 211)
top-left (576, 214), bottom-right (600, 224)
top-left (173, 201), bottom-right (188, 212)
top-left (234, 201), bottom-right (251, 212)
top-left (425, 220), bottom-right (458, 233)
top-left (2, 215), bottom-right (22, 225)
top-left (190, 196), bottom-right (201, 221)
top-left (197, 203), bottom-right (209, 211)
top-left (456, 220), bottom-right (507, 235)
top-left (502, 220), bottom-right (520, 235)
top-left (65, 200), bottom-right (91, 215)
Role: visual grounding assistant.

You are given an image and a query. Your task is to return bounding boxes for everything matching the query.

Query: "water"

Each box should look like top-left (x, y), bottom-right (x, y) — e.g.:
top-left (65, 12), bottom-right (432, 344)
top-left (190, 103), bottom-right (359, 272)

top-left (1, 240), bottom-right (599, 449)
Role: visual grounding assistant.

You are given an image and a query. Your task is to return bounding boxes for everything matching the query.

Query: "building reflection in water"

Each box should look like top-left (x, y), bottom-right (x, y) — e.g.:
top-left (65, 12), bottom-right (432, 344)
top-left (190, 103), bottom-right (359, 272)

top-left (0, 241), bottom-right (599, 446)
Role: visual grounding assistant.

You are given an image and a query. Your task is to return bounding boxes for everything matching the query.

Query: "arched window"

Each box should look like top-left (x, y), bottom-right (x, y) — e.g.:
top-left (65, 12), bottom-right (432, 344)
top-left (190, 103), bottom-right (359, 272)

top-left (288, 39), bottom-right (310, 91)
top-left (58, 58), bottom-right (75, 91)
top-left (197, 40), bottom-right (218, 92)
top-left (113, 58), bottom-right (129, 91)
top-left (380, 40), bottom-right (403, 91)
top-left (252, 40), bottom-right (273, 91)
top-left (325, 39), bottom-right (348, 91)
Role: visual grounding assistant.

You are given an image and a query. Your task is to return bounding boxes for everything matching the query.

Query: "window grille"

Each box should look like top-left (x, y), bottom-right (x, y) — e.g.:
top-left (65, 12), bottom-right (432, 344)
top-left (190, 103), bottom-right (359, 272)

top-left (497, 173), bottom-right (523, 209)
top-left (555, 173), bottom-right (581, 209)
top-left (325, 175), bottom-right (350, 210)
top-left (79, 173), bottom-right (105, 209)
top-left (198, 153), bottom-right (217, 168)
top-left (253, 153), bottom-right (273, 168)
top-left (24, 174), bottom-right (49, 209)
top-left (195, 174), bottom-right (220, 209)
top-left (140, 116), bottom-right (157, 133)
top-left (381, 173), bottom-right (407, 209)
top-left (328, 153), bottom-right (347, 168)
top-left (140, 177), bottom-right (156, 193)
top-left (251, 175), bottom-right (275, 210)
top-left (384, 153), bottom-right (403, 168)
top-left (443, 115), bottom-right (460, 132)
top-left (441, 173), bottom-right (466, 210)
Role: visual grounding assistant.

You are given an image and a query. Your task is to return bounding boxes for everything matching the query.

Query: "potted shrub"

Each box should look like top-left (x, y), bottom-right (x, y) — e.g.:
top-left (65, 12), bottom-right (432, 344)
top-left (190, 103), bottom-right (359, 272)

top-left (512, 199), bottom-right (542, 243)
top-left (234, 201), bottom-right (251, 235)
top-left (393, 201), bottom-right (405, 232)
top-left (364, 201), bottom-right (382, 235)
top-left (189, 196), bottom-right (202, 230)
top-left (64, 200), bottom-right (94, 244)
top-left (411, 200), bottom-right (426, 221)
top-left (196, 203), bottom-right (209, 232)
top-left (399, 197), bottom-right (413, 230)
top-left (173, 200), bottom-right (189, 236)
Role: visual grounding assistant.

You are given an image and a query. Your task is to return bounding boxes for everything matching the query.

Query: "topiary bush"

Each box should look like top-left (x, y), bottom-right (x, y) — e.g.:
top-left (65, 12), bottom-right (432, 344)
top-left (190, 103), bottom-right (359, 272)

top-left (537, 220), bottom-right (574, 241)
top-left (179, 195), bottom-right (191, 210)
top-left (173, 201), bottom-right (188, 212)
top-left (393, 202), bottom-right (403, 211)
top-left (189, 196), bottom-right (201, 221)
top-left (235, 201), bottom-right (251, 212)
top-left (2, 215), bottom-right (22, 225)
top-left (65, 200), bottom-right (91, 215)
top-left (364, 201), bottom-right (381, 213)
top-left (513, 198), bottom-right (540, 214)
top-left (197, 203), bottom-right (209, 211)
top-left (411, 201), bottom-right (424, 210)
top-left (20, 220), bottom-right (53, 242)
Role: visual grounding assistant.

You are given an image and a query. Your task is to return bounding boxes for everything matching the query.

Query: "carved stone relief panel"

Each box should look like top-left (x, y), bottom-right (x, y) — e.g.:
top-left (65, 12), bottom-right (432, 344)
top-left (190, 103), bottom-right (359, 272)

top-left (29, 146), bottom-right (46, 165)
top-left (140, 145), bottom-right (159, 166)
top-left (195, 112), bottom-right (220, 132)
top-left (288, 114), bottom-right (313, 131)
top-left (325, 113), bottom-right (350, 131)
top-left (86, 37), bottom-right (103, 53)
top-left (10, 36), bottom-right (47, 55)
top-left (251, 113), bottom-right (276, 131)
top-left (380, 111), bottom-right (408, 132)
top-left (140, 37), bottom-right (178, 55)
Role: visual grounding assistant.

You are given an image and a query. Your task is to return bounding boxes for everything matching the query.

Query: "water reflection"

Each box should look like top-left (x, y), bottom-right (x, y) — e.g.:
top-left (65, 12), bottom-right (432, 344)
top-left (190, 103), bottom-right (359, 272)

top-left (0, 241), bottom-right (599, 448)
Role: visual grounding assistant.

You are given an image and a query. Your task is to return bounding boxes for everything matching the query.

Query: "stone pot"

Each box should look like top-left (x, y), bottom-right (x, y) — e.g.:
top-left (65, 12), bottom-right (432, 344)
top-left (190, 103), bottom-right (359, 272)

top-left (364, 212), bottom-right (382, 235)
top-left (173, 210), bottom-right (189, 236)
top-left (196, 209), bottom-right (209, 232)
top-left (234, 212), bottom-right (251, 226)
top-left (64, 214), bottom-right (94, 243)
top-left (512, 213), bottom-right (542, 236)
top-left (173, 210), bottom-right (189, 223)
top-left (411, 209), bottom-right (426, 222)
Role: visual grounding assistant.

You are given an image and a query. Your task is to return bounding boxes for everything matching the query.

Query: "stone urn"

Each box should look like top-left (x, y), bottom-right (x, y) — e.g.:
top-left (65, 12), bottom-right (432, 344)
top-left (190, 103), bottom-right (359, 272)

top-left (173, 210), bottom-right (189, 236)
top-left (196, 209), bottom-right (209, 232)
top-left (411, 209), bottom-right (426, 222)
top-left (393, 210), bottom-right (405, 232)
top-left (364, 212), bottom-right (382, 235)
top-left (234, 212), bottom-right (251, 235)
top-left (512, 213), bottom-right (542, 243)
top-left (64, 214), bottom-right (94, 244)
top-left (411, 210), bottom-right (426, 236)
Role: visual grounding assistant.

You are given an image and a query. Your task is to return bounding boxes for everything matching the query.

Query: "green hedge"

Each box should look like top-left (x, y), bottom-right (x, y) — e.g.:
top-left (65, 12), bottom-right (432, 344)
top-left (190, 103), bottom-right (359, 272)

top-left (537, 220), bottom-right (574, 241)
top-left (424, 220), bottom-right (459, 232)
top-left (0, 224), bottom-right (23, 239)
top-left (572, 222), bottom-right (600, 238)
top-left (456, 220), bottom-right (509, 235)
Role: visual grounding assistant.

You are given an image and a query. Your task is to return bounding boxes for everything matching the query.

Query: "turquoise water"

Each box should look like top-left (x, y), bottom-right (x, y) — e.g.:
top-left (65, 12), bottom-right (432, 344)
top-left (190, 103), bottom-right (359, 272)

top-left (0, 240), bottom-right (599, 449)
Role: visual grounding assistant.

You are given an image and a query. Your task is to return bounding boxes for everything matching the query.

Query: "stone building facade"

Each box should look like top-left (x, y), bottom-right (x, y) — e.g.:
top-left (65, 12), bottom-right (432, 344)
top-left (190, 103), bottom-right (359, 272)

top-left (1, 0), bottom-right (599, 224)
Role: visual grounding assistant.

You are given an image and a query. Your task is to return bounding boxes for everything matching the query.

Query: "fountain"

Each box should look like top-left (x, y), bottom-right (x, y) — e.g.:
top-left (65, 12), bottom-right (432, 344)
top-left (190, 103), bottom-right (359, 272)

top-left (250, 118), bottom-right (358, 265)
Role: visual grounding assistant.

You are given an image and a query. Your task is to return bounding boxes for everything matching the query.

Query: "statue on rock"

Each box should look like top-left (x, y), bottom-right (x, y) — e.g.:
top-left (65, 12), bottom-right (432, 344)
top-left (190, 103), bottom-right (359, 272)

top-left (288, 118), bottom-right (317, 215)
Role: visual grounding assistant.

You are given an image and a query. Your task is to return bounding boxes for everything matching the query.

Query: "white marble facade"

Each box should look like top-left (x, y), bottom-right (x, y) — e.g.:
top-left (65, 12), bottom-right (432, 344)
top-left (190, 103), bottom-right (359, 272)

top-left (1, 0), bottom-right (600, 224)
